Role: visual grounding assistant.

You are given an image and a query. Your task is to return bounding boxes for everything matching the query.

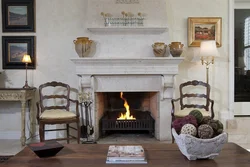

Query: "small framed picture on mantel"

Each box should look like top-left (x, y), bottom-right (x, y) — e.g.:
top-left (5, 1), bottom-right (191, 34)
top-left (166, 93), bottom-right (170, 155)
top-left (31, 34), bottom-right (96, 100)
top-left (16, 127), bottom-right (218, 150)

top-left (1, 0), bottom-right (35, 32)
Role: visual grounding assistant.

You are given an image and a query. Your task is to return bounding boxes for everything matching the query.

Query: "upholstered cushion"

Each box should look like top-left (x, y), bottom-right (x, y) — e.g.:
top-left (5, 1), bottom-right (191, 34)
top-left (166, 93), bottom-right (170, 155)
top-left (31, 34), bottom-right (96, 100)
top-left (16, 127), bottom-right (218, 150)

top-left (174, 108), bottom-right (210, 117)
top-left (40, 109), bottom-right (76, 119)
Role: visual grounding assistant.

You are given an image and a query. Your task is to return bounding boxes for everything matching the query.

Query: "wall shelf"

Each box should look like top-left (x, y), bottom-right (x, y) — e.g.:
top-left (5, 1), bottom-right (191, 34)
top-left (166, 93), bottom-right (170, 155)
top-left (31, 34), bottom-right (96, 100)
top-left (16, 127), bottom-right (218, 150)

top-left (87, 27), bottom-right (168, 34)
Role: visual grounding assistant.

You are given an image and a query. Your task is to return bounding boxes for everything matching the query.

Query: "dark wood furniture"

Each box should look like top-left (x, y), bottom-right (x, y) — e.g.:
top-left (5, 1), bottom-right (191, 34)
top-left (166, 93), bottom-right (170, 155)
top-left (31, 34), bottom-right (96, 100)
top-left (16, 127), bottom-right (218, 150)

top-left (171, 80), bottom-right (214, 119)
top-left (171, 80), bottom-right (215, 143)
top-left (0, 87), bottom-right (36, 146)
top-left (36, 81), bottom-right (80, 144)
top-left (2, 143), bottom-right (250, 167)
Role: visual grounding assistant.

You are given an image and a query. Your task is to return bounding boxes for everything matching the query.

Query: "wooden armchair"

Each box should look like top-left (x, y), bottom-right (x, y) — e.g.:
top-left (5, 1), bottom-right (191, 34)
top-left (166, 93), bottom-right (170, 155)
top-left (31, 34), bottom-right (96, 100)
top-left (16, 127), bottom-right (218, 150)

top-left (36, 81), bottom-right (80, 143)
top-left (171, 80), bottom-right (214, 142)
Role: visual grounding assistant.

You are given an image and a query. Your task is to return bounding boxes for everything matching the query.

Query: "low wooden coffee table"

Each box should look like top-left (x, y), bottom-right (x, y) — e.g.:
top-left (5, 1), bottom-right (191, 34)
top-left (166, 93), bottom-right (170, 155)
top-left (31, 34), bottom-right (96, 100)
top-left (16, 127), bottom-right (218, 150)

top-left (2, 143), bottom-right (250, 167)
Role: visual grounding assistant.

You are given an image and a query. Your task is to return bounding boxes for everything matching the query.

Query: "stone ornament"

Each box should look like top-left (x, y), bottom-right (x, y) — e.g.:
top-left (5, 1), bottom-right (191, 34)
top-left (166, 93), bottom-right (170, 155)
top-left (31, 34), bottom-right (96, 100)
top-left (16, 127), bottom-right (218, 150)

top-left (172, 128), bottom-right (228, 160)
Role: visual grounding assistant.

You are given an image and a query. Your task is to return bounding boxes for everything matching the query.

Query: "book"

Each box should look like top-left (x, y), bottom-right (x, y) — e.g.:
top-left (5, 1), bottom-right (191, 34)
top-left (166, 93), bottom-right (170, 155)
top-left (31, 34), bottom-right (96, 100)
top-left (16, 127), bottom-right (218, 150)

top-left (106, 159), bottom-right (147, 164)
top-left (106, 145), bottom-right (147, 164)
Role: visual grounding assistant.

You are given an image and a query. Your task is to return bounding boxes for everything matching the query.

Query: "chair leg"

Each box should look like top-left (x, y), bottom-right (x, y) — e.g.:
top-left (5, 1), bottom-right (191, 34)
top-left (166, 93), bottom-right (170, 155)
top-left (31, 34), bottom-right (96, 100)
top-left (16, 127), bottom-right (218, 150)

top-left (172, 133), bottom-right (175, 143)
top-left (39, 123), bottom-right (45, 142)
top-left (66, 124), bottom-right (69, 144)
top-left (77, 121), bottom-right (80, 144)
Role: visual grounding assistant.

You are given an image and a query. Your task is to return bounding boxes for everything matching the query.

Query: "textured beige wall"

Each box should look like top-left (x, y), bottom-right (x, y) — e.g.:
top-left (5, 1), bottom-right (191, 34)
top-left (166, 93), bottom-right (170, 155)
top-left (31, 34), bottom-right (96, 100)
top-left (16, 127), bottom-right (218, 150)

top-left (166, 0), bottom-right (229, 120)
top-left (0, 0), bottom-right (230, 138)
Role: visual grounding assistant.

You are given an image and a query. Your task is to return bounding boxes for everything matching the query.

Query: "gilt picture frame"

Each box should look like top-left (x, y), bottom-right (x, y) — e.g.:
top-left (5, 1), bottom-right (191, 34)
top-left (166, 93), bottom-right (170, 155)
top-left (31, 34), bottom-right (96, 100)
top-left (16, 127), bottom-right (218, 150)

top-left (188, 17), bottom-right (222, 47)
top-left (2, 36), bottom-right (36, 69)
top-left (1, 0), bottom-right (35, 32)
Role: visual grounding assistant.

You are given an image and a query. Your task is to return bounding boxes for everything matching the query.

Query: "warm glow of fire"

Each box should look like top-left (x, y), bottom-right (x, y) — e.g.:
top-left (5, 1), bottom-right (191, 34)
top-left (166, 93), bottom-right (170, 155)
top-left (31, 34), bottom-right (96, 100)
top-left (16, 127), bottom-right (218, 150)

top-left (117, 92), bottom-right (136, 120)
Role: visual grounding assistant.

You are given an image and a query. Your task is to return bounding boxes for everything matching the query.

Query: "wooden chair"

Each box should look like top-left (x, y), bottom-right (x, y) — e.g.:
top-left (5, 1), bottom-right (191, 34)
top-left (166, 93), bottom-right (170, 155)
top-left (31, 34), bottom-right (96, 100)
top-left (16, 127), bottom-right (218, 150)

top-left (36, 81), bottom-right (80, 144)
top-left (171, 80), bottom-right (214, 142)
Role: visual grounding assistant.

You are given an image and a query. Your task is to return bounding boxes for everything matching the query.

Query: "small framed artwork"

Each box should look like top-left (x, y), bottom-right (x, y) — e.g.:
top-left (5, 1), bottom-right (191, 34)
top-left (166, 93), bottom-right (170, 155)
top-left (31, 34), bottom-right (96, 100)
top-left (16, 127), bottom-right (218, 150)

top-left (188, 17), bottom-right (222, 47)
top-left (2, 36), bottom-right (36, 69)
top-left (1, 0), bottom-right (35, 32)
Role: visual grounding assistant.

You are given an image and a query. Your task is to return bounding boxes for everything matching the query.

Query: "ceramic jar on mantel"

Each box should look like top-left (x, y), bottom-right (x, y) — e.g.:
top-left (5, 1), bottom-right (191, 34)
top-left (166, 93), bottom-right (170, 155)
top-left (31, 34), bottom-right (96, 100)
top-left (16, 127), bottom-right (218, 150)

top-left (152, 42), bottom-right (167, 57)
top-left (73, 37), bottom-right (93, 57)
top-left (169, 42), bottom-right (184, 57)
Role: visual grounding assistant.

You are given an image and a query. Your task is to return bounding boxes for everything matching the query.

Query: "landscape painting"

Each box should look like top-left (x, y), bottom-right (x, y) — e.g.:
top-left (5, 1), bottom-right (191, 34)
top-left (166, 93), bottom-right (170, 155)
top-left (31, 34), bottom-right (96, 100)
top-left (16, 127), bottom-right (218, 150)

top-left (8, 43), bottom-right (28, 62)
top-left (188, 17), bottom-right (222, 47)
top-left (2, 36), bottom-right (36, 69)
top-left (8, 6), bottom-right (28, 25)
top-left (194, 24), bottom-right (215, 40)
top-left (2, 0), bottom-right (35, 32)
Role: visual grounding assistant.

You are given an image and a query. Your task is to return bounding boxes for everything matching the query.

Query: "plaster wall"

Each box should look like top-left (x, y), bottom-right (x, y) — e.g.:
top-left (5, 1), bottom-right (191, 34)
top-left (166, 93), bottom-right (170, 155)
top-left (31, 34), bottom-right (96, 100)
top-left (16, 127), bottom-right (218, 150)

top-left (0, 0), bottom-right (230, 139)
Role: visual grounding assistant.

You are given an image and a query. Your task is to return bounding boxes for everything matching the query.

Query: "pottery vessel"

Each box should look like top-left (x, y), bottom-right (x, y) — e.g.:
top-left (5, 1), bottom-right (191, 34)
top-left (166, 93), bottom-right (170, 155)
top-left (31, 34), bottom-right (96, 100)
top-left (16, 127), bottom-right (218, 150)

top-left (73, 37), bottom-right (93, 57)
top-left (152, 42), bottom-right (167, 57)
top-left (169, 42), bottom-right (184, 57)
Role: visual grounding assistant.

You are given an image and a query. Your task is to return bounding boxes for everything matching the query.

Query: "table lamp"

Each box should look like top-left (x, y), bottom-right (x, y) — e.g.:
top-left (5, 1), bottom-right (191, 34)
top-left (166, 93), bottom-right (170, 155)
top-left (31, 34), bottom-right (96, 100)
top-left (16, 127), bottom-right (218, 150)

top-left (199, 40), bottom-right (219, 84)
top-left (22, 54), bottom-right (32, 88)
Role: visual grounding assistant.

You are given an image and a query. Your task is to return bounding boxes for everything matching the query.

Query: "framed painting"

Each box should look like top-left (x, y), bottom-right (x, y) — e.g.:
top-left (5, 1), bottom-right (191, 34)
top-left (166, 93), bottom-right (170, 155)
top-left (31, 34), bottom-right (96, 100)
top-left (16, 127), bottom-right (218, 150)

top-left (188, 17), bottom-right (222, 47)
top-left (2, 36), bottom-right (36, 69)
top-left (1, 0), bottom-right (35, 32)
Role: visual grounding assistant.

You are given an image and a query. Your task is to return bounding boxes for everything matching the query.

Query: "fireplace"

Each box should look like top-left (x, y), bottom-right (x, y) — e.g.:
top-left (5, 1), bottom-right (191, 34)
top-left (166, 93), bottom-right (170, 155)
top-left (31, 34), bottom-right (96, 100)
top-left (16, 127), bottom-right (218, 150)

top-left (98, 92), bottom-right (155, 136)
top-left (71, 57), bottom-right (183, 141)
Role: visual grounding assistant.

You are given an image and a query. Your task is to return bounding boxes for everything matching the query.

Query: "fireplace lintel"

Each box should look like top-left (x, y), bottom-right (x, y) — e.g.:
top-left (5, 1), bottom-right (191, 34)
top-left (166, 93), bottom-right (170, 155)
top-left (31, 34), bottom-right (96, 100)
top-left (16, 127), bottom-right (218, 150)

top-left (71, 57), bottom-right (184, 75)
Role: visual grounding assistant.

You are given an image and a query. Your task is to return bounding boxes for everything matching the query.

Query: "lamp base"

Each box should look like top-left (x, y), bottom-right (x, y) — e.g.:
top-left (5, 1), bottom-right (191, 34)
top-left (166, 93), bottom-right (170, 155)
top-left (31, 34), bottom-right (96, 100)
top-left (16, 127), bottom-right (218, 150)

top-left (23, 81), bottom-right (30, 89)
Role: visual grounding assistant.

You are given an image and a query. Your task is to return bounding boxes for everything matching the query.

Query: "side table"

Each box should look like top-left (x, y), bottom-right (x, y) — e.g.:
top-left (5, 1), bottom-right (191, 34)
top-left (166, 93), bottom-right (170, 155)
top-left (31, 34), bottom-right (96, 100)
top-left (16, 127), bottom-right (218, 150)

top-left (0, 87), bottom-right (36, 146)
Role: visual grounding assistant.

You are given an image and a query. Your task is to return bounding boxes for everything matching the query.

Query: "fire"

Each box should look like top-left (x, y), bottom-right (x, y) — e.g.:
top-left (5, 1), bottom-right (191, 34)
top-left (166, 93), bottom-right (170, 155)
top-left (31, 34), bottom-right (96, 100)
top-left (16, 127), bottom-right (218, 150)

top-left (117, 92), bottom-right (136, 120)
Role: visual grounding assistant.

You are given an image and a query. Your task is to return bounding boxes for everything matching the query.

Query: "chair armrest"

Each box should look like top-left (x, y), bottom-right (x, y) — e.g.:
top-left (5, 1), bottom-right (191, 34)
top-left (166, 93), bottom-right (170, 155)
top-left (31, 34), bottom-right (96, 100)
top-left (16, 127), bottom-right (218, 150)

top-left (208, 99), bottom-right (215, 119)
top-left (171, 98), bottom-right (180, 116)
top-left (69, 99), bottom-right (80, 117)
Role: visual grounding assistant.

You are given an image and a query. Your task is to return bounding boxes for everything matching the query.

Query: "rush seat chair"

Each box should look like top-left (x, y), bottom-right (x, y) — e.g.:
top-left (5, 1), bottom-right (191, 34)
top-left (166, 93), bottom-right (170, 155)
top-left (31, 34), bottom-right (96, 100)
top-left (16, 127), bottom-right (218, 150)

top-left (36, 81), bottom-right (80, 143)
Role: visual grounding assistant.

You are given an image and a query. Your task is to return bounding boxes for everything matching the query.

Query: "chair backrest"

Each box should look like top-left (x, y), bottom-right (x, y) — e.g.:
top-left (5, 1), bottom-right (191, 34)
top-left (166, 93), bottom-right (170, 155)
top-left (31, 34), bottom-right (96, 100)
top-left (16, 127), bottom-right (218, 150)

top-left (179, 80), bottom-right (211, 111)
top-left (38, 81), bottom-right (70, 112)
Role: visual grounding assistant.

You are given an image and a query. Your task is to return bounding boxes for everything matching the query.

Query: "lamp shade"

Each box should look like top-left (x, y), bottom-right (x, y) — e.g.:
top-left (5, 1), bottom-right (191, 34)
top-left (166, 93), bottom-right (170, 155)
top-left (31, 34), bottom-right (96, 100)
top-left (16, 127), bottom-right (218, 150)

top-left (199, 40), bottom-right (219, 58)
top-left (22, 54), bottom-right (32, 63)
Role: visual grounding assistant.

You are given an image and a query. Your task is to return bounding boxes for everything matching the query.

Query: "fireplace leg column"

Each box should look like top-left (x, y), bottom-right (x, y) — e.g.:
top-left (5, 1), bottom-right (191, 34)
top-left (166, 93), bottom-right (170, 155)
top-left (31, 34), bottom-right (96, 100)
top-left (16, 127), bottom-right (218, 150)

top-left (157, 75), bottom-right (176, 141)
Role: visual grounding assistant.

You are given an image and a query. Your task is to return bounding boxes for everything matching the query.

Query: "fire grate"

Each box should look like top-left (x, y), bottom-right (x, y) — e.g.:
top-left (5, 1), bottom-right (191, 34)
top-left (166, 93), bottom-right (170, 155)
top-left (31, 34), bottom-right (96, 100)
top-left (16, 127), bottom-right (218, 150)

top-left (100, 110), bottom-right (155, 136)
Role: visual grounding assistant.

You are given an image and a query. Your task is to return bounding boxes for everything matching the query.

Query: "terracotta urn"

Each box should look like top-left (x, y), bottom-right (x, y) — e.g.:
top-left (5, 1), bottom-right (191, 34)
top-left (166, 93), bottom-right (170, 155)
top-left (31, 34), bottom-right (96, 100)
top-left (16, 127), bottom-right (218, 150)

top-left (168, 42), bottom-right (184, 57)
top-left (152, 42), bottom-right (167, 57)
top-left (73, 37), bottom-right (93, 57)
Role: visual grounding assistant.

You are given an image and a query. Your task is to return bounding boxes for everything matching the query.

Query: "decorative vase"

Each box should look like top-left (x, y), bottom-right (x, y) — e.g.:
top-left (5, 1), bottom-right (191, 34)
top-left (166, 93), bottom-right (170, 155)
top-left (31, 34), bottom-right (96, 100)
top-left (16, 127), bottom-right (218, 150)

top-left (73, 37), bottom-right (93, 57)
top-left (152, 42), bottom-right (167, 57)
top-left (168, 42), bottom-right (184, 57)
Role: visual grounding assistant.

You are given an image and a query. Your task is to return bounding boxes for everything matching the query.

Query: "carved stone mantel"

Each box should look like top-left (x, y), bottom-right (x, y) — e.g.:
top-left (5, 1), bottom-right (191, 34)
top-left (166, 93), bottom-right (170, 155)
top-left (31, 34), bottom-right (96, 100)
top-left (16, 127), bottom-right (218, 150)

top-left (71, 57), bottom-right (184, 90)
top-left (71, 57), bottom-right (184, 141)
top-left (71, 57), bottom-right (183, 75)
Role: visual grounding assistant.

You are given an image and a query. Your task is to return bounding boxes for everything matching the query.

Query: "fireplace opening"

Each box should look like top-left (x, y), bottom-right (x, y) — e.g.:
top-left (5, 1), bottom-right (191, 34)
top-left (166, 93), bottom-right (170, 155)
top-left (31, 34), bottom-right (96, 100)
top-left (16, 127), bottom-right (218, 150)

top-left (97, 92), bottom-right (156, 138)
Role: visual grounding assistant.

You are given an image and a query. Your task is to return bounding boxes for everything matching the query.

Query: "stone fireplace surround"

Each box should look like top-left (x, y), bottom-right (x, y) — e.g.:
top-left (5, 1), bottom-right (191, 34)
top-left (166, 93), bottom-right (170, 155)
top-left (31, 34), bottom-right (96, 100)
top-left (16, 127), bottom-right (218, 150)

top-left (71, 57), bottom-right (183, 141)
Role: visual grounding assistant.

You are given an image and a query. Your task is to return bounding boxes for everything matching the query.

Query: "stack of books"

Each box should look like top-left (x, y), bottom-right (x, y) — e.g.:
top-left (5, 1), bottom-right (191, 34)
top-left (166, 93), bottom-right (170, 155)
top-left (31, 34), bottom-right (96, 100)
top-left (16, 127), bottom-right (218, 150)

top-left (106, 145), bottom-right (147, 164)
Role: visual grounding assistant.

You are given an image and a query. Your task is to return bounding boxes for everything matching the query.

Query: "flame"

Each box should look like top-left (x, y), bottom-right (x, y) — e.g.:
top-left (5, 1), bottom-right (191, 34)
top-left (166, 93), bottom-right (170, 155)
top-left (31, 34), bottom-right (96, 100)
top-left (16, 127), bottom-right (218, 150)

top-left (117, 92), bottom-right (136, 120)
